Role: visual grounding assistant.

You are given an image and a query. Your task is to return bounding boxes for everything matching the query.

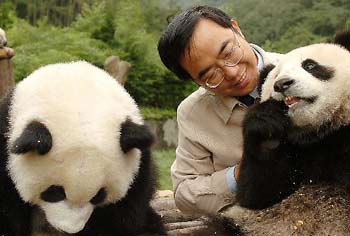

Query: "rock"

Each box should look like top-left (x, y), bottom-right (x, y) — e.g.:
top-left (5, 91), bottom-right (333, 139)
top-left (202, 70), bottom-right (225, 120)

top-left (104, 55), bottom-right (131, 85)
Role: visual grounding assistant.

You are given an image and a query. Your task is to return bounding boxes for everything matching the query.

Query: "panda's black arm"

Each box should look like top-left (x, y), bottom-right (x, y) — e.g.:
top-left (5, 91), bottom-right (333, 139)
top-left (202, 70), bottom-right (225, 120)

top-left (236, 144), bottom-right (297, 209)
top-left (236, 99), bottom-right (299, 209)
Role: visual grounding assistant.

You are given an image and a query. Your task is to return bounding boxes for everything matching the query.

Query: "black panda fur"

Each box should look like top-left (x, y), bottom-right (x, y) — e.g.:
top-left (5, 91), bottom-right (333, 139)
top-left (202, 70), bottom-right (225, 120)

top-left (0, 62), bottom-right (165, 236)
top-left (236, 30), bottom-right (350, 210)
top-left (0, 91), bottom-right (33, 235)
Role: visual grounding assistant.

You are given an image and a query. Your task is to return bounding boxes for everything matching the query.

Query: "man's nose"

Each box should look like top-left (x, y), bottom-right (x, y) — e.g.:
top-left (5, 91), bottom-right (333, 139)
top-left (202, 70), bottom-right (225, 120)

top-left (221, 65), bottom-right (240, 81)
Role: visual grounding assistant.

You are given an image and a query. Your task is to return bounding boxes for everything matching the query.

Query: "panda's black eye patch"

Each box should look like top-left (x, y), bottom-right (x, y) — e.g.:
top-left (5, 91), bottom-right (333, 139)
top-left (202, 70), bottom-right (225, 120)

top-left (90, 188), bottom-right (107, 205)
top-left (11, 121), bottom-right (52, 155)
top-left (303, 60), bottom-right (316, 70)
top-left (301, 59), bottom-right (334, 81)
top-left (40, 185), bottom-right (66, 202)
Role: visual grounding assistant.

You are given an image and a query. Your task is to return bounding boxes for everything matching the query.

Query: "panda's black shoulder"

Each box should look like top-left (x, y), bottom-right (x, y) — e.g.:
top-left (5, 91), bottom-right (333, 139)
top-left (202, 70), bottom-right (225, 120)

top-left (257, 64), bottom-right (275, 95)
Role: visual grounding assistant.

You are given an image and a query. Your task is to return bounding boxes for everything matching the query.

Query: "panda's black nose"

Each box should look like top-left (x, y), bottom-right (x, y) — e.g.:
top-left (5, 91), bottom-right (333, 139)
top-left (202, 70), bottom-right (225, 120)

top-left (40, 185), bottom-right (66, 202)
top-left (274, 78), bottom-right (295, 93)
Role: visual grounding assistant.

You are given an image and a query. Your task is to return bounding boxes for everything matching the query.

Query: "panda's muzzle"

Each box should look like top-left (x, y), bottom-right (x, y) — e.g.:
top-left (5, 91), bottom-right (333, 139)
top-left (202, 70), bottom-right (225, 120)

top-left (274, 78), bottom-right (295, 93)
top-left (273, 78), bottom-right (316, 108)
top-left (283, 96), bottom-right (316, 108)
top-left (39, 186), bottom-right (107, 233)
top-left (40, 185), bottom-right (107, 205)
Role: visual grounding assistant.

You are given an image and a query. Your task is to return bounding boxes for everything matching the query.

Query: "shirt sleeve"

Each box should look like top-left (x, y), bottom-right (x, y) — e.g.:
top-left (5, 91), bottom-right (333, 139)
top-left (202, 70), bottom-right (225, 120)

top-left (171, 110), bottom-right (236, 214)
top-left (226, 166), bottom-right (238, 193)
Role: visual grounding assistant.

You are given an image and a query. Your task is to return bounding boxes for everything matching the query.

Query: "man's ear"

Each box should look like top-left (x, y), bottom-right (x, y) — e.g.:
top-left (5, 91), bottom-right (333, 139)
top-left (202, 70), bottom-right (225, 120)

top-left (230, 19), bottom-right (244, 38)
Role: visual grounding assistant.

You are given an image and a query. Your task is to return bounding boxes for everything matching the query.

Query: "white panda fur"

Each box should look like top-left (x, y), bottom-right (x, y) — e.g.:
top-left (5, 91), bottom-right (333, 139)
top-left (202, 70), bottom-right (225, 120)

top-left (0, 28), bottom-right (7, 48)
top-left (9, 61), bottom-right (141, 204)
top-left (0, 61), bottom-right (165, 235)
top-left (261, 43), bottom-right (350, 129)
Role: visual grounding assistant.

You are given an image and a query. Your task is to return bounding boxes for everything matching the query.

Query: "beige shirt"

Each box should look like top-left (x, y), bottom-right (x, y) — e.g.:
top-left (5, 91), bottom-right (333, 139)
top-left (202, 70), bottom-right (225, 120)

top-left (171, 45), bottom-right (282, 214)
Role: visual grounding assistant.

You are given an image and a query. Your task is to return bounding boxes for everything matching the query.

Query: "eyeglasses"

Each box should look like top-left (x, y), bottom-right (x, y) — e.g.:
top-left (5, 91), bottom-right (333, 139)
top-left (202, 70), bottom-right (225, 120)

top-left (204, 31), bottom-right (244, 89)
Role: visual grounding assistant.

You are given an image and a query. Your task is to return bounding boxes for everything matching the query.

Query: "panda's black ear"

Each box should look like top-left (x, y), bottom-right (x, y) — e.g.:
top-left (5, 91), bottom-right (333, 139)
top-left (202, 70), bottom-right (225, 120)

top-left (11, 121), bottom-right (52, 155)
top-left (257, 64), bottom-right (275, 95)
top-left (120, 119), bottom-right (154, 153)
top-left (334, 30), bottom-right (350, 52)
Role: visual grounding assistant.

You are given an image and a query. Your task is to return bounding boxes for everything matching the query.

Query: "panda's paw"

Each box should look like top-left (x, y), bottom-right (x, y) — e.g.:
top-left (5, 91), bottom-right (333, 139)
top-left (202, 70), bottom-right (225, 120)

top-left (243, 99), bottom-right (290, 151)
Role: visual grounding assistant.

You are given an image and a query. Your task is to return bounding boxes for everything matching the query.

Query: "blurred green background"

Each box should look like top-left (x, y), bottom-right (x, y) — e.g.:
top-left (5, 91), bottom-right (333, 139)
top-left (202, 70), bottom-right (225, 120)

top-left (154, 149), bottom-right (175, 190)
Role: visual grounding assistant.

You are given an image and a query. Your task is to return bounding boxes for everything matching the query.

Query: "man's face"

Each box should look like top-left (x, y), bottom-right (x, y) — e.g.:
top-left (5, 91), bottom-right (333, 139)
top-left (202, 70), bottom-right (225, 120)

top-left (180, 19), bottom-right (259, 97)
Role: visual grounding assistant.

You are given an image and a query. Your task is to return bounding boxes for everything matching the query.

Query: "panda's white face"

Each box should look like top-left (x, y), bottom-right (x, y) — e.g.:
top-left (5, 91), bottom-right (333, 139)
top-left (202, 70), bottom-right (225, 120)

top-left (261, 43), bottom-right (350, 128)
top-left (6, 61), bottom-right (144, 233)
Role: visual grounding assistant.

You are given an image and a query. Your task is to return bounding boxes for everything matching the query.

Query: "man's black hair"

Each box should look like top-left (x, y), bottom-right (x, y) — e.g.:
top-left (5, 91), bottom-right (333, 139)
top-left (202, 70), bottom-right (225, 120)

top-left (157, 5), bottom-right (233, 81)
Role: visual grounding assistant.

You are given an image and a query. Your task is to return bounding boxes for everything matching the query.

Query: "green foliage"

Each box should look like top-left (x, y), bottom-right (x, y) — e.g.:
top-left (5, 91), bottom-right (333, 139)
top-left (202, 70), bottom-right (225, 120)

top-left (223, 0), bottom-right (350, 52)
top-left (8, 19), bottom-right (110, 81)
top-left (91, 13), bottom-right (115, 46)
top-left (263, 27), bottom-right (326, 53)
top-left (122, 31), bottom-right (196, 108)
top-left (153, 148), bottom-right (175, 190)
top-left (71, 2), bottom-right (107, 37)
top-left (10, 0), bottom-right (86, 26)
top-left (141, 0), bottom-right (181, 38)
top-left (104, 0), bottom-right (196, 108)
top-left (0, 0), bottom-right (15, 28)
top-left (141, 107), bottom-right (176, 120)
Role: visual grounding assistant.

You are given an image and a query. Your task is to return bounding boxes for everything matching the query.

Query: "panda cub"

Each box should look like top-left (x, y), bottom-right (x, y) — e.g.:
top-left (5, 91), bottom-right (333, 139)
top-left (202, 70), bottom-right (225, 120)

top-left (236, 31), bottom-right (350, 210)
top-left (0, 61), bottom-right (165, 236)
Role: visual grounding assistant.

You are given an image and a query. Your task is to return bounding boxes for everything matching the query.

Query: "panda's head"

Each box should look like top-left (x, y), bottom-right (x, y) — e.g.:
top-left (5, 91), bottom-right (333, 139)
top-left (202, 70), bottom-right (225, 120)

top-left (260, 31), bottom-right (350, 131)
top-left (6, 61), bottom-right (153, 234)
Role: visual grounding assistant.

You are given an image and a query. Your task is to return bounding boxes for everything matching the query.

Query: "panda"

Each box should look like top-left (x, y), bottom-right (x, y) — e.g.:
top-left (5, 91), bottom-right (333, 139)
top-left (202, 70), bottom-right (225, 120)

top-left (0, 61), bottom-right (165, 236)
top-left (0, 27), bottom-right (7, 48)
top-left (235, 30), bottom-right (350, 210)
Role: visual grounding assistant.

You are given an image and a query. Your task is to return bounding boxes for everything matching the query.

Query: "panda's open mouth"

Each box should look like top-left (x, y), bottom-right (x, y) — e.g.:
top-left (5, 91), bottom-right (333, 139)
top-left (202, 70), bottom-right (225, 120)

top-left (284, 96), bottom-right (316, 109)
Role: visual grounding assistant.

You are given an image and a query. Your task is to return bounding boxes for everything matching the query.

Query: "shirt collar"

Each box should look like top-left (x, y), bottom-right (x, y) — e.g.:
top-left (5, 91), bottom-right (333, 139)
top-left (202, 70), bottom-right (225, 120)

top-left (205, 88), bottom-right (239, 124)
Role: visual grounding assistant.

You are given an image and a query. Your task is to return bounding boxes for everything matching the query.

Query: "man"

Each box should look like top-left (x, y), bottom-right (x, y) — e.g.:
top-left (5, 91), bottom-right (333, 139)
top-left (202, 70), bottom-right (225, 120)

top-left (158, 5), bottom-right (282, 215)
